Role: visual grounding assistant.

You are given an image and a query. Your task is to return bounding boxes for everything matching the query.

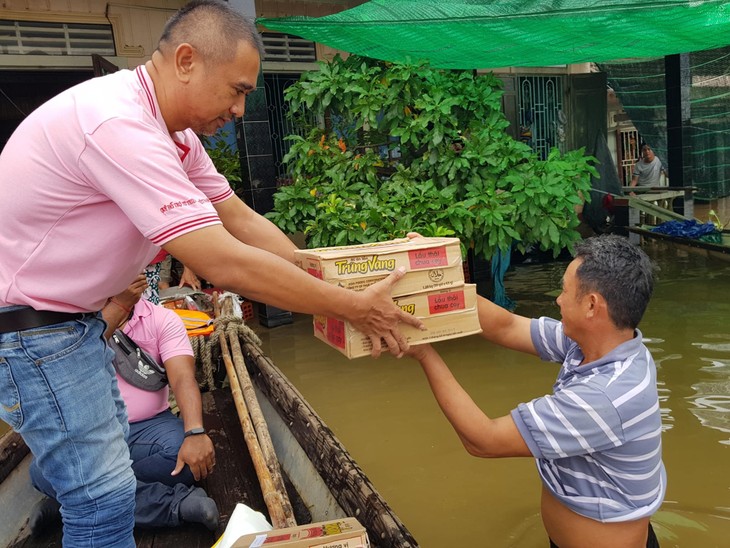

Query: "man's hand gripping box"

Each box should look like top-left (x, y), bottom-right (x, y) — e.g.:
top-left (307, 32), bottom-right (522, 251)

top-left (313, 284), bottom-right (482, 358)
top-left (231, 517), bottom-right (369, 548)
top-left (294, 237), bottom-right (464, 297)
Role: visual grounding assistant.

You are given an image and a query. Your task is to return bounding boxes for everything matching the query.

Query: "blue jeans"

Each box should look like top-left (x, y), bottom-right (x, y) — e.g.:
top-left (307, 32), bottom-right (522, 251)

top-left (31, 472), bottom-right (194, 529)
top-left (128, 409), bottom-right (195, 487)
top-left (0, 311), bottom-right (136, 547)
top-left (31, 406), bottom-right (199, 529)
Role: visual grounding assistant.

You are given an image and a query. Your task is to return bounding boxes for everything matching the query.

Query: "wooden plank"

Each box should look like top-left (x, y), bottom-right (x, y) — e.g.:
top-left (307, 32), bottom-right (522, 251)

top-left (621, 186), bottom-right (697, 193)
top-left (0, 431), bottom-right (29, 485)
top-left (626, 195), bottom-right (688, 222)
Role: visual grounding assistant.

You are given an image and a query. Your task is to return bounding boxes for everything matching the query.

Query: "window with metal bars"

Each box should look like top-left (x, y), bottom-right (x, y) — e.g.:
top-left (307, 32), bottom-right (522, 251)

top-left (0, 20), bottom-right (115, 56)
top-left (517, 75), bottom-right (565, 160)
top-left (261, 33), bottom-right (316, 63)
top-left (618, 128), bottom-right (640, 185)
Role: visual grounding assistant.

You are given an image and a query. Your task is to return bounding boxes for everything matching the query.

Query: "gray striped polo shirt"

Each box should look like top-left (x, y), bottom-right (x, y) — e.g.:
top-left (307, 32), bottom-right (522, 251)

top-left (511, 317), bottom-right (666, 522)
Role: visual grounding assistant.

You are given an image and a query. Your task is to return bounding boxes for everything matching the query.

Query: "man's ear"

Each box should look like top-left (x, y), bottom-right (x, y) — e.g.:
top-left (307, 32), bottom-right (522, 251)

top-left (174, 43), bottom-right (196, 83)
top-left (585, 292), bottom-right (599, 317)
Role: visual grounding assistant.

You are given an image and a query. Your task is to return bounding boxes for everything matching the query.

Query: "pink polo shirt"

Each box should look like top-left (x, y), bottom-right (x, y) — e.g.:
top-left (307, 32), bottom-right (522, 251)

top-left (119, 299), bottom-right (194, 423)
top-left (0, 66), bottom-right (234, 312)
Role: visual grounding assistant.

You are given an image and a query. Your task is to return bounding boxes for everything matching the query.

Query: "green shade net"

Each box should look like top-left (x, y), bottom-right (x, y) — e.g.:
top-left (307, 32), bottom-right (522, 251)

top-left (258, 0), bottom-right (730, 69)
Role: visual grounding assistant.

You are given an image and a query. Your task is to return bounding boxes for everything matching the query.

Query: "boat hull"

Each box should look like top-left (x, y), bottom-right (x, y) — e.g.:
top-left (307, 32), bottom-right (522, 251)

top-left (0, 339), bottom-right (417, 547)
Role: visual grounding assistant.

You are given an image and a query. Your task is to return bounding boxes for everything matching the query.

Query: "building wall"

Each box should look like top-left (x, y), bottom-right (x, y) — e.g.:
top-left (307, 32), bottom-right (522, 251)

top-left (1, 0), bottom-right (186, 69)
top-left (256, 0), bottom-right (364, 18)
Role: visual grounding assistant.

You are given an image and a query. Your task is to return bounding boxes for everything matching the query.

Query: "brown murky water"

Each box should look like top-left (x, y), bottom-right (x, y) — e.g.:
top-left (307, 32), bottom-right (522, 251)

top-left (2, 240), bottom-right (729, 546)
top-left (256, 240), bottom-right (730, 548)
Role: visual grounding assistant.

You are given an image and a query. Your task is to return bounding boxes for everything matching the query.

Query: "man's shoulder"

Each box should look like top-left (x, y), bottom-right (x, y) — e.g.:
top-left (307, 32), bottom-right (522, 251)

top-left (70, 69), bottom-right (138, 109)
top-left (69, 69), bottom-right (162, 136)
top-left (634, 160), bottom-right (649, 172)
top-left (531, 317), bottom-right (587, 369)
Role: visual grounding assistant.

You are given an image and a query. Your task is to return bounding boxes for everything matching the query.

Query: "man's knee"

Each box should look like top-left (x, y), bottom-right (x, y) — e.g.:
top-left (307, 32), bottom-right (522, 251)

top-left (60, 469), bottom-right (136, 546)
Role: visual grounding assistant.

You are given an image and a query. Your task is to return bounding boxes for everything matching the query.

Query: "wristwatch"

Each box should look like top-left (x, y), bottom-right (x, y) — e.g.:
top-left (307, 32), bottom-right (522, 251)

top-left (184, 427), bottom-right (206, 438)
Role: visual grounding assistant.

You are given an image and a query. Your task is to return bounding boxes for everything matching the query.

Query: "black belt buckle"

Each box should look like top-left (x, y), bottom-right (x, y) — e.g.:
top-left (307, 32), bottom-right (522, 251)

top-left (0, 307), bottom-right (85, 334)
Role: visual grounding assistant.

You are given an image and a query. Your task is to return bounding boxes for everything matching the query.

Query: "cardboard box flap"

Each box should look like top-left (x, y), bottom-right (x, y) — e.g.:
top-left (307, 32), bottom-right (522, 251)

top-left (295, 237), bottom-right (463, 281)
top-left (295, 237), bottom-right (465, 297)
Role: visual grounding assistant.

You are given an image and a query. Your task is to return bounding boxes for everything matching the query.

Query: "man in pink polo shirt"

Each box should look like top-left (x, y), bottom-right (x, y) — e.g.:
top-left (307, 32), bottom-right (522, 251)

top-left (0, 1), bottom-right (421, 545)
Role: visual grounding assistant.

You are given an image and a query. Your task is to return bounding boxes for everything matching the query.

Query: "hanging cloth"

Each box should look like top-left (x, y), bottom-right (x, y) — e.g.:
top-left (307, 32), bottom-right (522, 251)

top-left (491, 246), bottom-right (515, 311)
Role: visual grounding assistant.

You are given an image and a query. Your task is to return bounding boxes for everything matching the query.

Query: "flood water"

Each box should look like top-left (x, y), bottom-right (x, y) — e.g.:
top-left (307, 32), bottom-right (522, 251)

top-left (257, 240), bottom-right (730, 548)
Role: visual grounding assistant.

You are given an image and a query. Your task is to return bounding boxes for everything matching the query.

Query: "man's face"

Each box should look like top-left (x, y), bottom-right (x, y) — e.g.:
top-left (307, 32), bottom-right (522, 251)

top-left (642, 148), bottom-right (655, 163)
top-left (186, 41), bottom-right (260, 136)
top-left (556, 258), bottom-right (585, 339)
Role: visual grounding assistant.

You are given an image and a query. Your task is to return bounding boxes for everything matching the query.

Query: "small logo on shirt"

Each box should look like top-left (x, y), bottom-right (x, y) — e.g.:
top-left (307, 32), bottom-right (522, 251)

top-left (160, 198), bottom-right (207, 214)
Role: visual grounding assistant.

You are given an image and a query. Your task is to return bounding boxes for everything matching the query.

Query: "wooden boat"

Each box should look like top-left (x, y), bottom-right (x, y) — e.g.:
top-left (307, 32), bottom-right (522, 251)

top-left (628, 225), bottom-right (730, 262)
top-left (0, 337), bottom-right (418, 548)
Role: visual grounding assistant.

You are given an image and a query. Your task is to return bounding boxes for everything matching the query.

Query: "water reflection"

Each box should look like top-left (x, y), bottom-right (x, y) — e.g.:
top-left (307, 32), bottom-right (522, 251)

top-left (688, 353), bottom-right (730, 445)
top-left (645, 339), bottom-right (678, 433)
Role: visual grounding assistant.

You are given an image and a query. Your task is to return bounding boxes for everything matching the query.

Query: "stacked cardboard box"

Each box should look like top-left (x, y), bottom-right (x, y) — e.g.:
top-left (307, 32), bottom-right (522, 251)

top-left (295, 237), bottom-right (482, 358)
top-left (231, 517), bottom-right (369, 547)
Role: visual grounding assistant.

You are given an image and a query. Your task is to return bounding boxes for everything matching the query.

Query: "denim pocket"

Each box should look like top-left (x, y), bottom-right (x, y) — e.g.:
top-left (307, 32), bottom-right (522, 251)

top-left (22, 319), bottom-right (90, 364)
top-left (0, 357), bottom-right (23, 429)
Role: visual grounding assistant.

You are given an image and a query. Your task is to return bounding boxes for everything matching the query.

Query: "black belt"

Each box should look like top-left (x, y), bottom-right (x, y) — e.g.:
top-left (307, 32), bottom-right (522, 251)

top-left (0, 308), bottom-right (85, 334)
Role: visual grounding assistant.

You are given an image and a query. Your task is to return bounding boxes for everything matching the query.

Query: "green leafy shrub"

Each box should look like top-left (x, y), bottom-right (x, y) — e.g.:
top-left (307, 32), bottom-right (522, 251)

top-left (266, 55), bottom-right (597, 259)
top-left (202, 131), bottom-right (242, 192)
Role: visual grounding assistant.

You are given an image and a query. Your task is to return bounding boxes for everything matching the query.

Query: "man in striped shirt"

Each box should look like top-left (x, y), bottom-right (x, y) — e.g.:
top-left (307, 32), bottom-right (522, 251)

top-left (408, 235), bottom-right (664, 547)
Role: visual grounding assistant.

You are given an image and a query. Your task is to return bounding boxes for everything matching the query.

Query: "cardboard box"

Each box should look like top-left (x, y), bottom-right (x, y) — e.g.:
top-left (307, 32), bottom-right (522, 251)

top-left (231, 517), bottom-right (369, 548)
top-left (295, 237), bottom-right (464, 297)
top-left (313, 284), bottom-right (482, 358)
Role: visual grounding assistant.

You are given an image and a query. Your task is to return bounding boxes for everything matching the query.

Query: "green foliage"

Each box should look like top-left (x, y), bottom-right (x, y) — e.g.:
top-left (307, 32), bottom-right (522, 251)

top-left (265, 55), bottom-right (597, 259)
top-left (202, 131), bottom-right (243, 191)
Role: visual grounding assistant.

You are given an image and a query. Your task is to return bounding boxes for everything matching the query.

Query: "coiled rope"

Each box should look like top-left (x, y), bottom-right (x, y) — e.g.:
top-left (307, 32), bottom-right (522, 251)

top-left (190, 314), bottom-right (262, 391)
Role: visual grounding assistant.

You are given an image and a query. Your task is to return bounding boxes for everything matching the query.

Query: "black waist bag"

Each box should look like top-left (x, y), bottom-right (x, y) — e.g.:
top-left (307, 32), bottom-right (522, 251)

top-left (109, 329), bottom-right (168, 391)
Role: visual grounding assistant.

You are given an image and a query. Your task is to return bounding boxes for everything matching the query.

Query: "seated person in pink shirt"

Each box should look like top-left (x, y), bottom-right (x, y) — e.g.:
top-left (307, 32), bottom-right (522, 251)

top-left (29, 275), bottom-right (217, 534)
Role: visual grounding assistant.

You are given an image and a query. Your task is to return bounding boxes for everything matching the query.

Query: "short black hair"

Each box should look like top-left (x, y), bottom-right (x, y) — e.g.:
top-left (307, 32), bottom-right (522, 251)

top-left (158, 0), bottom-right (265, 64)
top-left (573, 235), bottom-right (655, 330)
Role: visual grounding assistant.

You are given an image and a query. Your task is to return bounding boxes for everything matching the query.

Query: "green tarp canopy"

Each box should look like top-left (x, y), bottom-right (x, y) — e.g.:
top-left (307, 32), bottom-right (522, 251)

top-left (257, 0), bottom-right (730, 69)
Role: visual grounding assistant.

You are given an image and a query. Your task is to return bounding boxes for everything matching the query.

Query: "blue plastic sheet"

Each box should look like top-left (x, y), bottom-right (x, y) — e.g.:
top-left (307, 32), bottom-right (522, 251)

top-left (650, 220), bottom-right (717, 239)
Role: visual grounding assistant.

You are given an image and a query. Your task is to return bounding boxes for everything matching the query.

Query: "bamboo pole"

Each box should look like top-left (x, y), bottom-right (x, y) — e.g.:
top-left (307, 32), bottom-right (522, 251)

top-left (227, 330), bottom-right (296, 524)
top-left (212, 290), bottom-right (220, 319)
top-left (219, 332), bottom-right (294, 528)
top-left (221, 292), bottom-right (233, 317)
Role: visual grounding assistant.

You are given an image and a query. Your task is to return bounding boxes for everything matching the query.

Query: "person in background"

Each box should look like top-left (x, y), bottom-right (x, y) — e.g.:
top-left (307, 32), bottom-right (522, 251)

top-left (146, 251), bottom-right (202, 304)
top-left (406, 235), bottom-right (664, 548)
top-left (0, 1), bottom-right (421, 545)
top-left (28, 275), bottom-right (218, 535)
top-left (630, 145), bottom-right (669, 188)
top-left (145, 250), bottom-right (172, 304)
top-left (158, 254), bottom-right (203, 292)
